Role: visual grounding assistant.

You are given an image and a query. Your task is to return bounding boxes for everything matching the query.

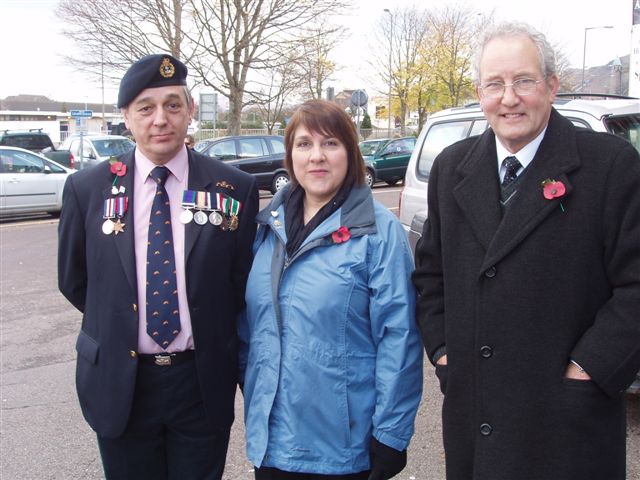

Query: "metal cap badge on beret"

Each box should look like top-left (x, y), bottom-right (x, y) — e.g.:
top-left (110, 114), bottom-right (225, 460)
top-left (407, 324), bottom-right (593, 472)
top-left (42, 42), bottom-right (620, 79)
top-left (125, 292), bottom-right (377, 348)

top-left (117, 54), bottom-right (188, 108)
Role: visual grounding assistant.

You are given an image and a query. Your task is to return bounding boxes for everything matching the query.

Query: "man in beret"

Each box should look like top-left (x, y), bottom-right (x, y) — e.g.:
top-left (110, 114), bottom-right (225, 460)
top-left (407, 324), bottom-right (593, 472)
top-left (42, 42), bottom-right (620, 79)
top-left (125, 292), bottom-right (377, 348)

top-left (58, 54), bottom-right (259, 479)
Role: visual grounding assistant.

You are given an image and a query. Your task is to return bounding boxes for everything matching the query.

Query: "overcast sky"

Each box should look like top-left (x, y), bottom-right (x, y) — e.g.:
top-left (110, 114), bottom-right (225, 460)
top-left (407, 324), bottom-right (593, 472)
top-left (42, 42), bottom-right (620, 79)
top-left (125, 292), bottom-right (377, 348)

top-left (1, 0), bottom-right (635, 106)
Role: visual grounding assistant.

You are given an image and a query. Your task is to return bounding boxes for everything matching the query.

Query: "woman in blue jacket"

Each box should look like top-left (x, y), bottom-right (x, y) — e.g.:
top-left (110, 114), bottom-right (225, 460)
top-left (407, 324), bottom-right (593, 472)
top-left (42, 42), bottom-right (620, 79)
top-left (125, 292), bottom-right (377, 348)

top-left (240, 99), bottom-right (423, 479)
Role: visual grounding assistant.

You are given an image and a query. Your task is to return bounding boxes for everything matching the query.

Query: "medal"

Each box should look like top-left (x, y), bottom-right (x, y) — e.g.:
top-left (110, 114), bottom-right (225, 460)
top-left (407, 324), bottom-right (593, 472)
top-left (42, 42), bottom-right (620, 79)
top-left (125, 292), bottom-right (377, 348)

top-left (194, 210), bottom-right (208, 225)
top-left (113, 219), bottom-right (126, 235)
top-left (102, 219), bottom-right (114, 235)
top-left (229, 214), bottom-right (239, 231)
top-left (111, 186), bottom-right (119, 195)
top-left (209, 211), bottom-right (223, 226)
top-left (220, 215), bottom-right (229, 231)
top-left (179, 209), bottom-right (194, 224)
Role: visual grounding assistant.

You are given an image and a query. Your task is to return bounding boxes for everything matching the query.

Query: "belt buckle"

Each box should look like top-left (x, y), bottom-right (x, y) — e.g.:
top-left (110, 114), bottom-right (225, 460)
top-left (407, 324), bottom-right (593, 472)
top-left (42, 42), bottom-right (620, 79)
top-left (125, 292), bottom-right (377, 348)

top-left (154, 354), bottom-right (172, 366)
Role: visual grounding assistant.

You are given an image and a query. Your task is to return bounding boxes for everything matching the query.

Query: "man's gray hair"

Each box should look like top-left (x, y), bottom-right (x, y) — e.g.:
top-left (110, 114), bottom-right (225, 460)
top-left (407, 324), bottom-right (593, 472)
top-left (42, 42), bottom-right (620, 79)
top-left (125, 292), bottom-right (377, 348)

top-left (472, 21), bottom-right (557, 84)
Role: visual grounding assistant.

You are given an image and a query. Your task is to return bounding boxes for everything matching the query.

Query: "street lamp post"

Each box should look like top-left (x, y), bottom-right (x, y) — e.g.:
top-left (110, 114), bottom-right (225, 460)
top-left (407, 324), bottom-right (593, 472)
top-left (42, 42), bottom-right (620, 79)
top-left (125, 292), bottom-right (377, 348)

top-left (384, 8), bottom-right (393, 137)
top-left (581, 25), bottom-right (613, 92)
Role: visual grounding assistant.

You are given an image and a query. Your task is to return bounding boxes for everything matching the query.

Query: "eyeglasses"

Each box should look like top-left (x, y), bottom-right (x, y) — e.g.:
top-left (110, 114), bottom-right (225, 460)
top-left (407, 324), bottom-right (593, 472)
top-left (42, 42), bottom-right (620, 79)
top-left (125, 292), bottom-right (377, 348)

top-left (479, 78), bottom-right (544, 99)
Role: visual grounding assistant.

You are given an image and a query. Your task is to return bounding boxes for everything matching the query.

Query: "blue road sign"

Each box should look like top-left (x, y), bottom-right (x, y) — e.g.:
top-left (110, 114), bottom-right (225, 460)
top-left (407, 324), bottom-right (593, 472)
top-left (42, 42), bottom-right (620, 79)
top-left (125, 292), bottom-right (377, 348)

top-left (70, 110), bottom-right (93, 118)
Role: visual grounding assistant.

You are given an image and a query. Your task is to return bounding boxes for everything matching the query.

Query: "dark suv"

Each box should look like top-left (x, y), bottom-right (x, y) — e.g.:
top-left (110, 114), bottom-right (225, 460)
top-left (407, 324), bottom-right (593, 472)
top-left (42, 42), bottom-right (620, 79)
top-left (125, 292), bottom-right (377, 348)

top-left (0, 130), bottom-right (73, 167)
top-left (196, 135), bottom-right (287, 194)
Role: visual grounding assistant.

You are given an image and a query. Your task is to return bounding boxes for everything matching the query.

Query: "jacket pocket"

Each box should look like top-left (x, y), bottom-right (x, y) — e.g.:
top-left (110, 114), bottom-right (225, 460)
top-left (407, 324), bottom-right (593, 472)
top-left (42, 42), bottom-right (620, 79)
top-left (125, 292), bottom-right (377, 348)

top-left (76, 330), bottom-right (99, 364)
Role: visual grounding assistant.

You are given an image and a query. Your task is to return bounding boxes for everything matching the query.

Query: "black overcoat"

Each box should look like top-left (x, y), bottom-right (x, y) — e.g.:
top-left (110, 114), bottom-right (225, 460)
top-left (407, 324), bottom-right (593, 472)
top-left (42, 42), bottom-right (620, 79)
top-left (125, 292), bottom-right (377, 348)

top-left (58, 148), bottom-right (258, 438)
top-left (413, 110), bottom-right (640, 480)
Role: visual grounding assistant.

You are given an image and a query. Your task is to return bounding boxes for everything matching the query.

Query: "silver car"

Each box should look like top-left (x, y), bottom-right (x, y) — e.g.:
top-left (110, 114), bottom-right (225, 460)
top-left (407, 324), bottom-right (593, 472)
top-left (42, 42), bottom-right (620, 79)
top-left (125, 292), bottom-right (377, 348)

top-left (60, 134), bottom-right (135, 169)
top-left (0, 146), bottom-right (75, 216)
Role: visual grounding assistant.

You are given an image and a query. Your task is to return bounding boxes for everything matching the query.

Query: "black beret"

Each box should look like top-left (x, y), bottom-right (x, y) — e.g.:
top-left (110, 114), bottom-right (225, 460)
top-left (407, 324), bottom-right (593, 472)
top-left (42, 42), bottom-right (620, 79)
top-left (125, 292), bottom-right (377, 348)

top-left (117, 54), bottom-right (188, 108)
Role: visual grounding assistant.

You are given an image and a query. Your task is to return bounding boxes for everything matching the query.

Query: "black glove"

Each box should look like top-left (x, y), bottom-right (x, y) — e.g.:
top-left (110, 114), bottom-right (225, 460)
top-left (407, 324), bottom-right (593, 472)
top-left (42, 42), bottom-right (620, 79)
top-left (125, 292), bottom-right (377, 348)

top-left (368, 437), bottom-right (407, 480)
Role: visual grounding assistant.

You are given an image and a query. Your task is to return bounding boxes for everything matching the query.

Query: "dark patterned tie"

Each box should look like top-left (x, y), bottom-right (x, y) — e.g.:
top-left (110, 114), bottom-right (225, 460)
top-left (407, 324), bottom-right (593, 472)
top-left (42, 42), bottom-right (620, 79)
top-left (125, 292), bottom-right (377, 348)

top-left (146, 166), bottom-right (181, 350)
top-left (501, 156), bottom-right (522, 187)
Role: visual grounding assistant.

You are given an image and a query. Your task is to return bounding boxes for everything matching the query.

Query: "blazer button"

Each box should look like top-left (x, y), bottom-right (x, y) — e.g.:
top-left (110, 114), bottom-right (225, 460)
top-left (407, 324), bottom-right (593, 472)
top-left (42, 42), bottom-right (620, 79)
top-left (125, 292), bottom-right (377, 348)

top-left (480, 345), bottom-right (493, 358)
top-left (484, 266), bottom-right (497, 278)
top-left (480, 423), bottom-right (493, 436)
top-left (130, 350), bottom-right (137, 358)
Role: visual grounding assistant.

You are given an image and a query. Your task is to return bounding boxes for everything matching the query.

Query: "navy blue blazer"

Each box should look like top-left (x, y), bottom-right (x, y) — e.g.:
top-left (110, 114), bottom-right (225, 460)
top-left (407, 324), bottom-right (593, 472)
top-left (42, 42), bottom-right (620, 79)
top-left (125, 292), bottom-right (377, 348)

top-left (58, 148), bottom-right (259, 438)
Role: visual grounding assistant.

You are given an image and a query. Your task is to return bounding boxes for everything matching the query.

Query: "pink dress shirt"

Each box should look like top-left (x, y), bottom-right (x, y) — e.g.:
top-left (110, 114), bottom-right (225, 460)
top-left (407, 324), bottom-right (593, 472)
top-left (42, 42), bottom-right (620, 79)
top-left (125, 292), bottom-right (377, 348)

top-left (133, 148), bottom-right (194, 353)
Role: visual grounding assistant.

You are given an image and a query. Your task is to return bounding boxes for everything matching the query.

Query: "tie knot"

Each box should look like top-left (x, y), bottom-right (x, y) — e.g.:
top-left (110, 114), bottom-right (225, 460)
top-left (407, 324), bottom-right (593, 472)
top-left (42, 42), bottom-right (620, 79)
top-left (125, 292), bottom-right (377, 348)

top-left (502, 156), bottom-right (521, 174)
top-left (150, 166), bottom-right (170, 186)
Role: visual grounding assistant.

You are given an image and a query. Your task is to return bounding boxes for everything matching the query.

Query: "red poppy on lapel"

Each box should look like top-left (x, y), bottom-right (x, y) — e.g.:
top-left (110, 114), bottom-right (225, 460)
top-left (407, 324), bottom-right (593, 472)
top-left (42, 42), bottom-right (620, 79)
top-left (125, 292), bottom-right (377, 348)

top-left (332, 226), bottom-right (351, 244)
top-left (542, 179), bottom-right (566, 200)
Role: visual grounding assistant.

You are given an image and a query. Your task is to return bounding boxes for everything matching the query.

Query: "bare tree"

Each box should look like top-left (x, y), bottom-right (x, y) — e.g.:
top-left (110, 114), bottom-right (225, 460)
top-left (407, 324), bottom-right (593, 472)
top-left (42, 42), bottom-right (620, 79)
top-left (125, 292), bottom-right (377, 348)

top-left (56, 0), bottom-right (194, 83)
top-left (247, 49), bottom-right (304, 134)
top-left (295, 22), bottom-right (346, 100)
top-left (370, 7), bottom-right (431, 135)
top-left (185, 0), bottom-right (351, 135)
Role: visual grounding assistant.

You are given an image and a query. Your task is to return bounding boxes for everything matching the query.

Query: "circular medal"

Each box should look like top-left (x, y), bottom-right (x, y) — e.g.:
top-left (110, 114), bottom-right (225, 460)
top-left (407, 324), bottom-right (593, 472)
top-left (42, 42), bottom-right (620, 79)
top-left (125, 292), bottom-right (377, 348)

top-left (102, 219), bottom-right (114, 235)
top-left (194, 210), bottom-right (208, 225)
top-left (209, 211), bottom-right (223, 226)
top-left (179, 209), bottom-right (194, 224)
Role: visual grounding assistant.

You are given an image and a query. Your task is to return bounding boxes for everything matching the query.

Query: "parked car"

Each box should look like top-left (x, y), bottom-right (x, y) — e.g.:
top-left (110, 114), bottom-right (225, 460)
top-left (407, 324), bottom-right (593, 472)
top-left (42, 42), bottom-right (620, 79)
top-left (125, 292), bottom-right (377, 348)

top-left (399, 96), bottom-right (640, 395)
top-left (197, 135), bottom-right (288, 194)
top-left (360, 137), bottom-right (416, 188)
top-left (0, 129), bottom-right (73, 168)
top-left (0, 146), bottom-right (75, 216)
top-left (60, 134), bottom-right (135, 170)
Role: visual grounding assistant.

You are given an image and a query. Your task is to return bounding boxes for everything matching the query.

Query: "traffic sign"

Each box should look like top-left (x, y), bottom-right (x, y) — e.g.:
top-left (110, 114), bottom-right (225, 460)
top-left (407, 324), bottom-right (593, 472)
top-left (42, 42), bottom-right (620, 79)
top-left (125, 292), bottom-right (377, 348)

top-left (70, 110), bottom-right (93, 118)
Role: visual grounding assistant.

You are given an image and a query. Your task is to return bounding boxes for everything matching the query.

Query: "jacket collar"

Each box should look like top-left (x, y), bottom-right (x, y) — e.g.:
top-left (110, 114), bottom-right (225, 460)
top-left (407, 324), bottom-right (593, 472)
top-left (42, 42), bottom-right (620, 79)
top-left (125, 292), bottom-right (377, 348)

top-left (257, 183), bottom-right (377, 244)
top-left (453, 109), bottom-right (581, 272)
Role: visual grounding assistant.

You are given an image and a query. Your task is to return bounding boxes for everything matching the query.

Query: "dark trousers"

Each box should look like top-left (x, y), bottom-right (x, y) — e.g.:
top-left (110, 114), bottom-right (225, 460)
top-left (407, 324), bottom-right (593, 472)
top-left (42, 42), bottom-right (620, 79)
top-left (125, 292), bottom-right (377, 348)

top-left (255, 466), bottom-right (370, 480)
top-left (97, 358), bottom-right (230, 480)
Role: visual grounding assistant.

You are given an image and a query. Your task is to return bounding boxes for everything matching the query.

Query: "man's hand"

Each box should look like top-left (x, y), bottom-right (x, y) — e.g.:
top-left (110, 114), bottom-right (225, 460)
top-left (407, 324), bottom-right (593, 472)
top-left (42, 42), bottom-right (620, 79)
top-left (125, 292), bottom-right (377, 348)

top-left (436, 354), bottom-right (448, 366)
top-left (565, 361), bottom-right (591, 380)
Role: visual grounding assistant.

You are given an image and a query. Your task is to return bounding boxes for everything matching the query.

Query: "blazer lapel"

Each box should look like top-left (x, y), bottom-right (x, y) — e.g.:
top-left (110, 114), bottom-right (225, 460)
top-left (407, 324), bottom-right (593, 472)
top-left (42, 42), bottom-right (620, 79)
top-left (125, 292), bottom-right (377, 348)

top-left (110, 151), bottom-right (137, 292)
top-left (480, 110), bottom-right (581, 271)
top-left (453, 131), bottom-right (503, 252)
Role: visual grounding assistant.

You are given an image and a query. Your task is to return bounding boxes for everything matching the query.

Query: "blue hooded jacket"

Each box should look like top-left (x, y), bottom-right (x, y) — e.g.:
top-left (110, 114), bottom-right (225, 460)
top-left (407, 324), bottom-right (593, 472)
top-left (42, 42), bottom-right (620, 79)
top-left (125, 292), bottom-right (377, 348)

top-left (239, 185), bottom-right (423, 475)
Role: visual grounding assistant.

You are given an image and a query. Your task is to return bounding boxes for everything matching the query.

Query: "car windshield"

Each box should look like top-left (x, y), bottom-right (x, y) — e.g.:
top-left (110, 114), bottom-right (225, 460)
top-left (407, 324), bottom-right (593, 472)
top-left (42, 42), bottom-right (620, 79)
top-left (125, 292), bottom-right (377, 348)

top-left (359, 140), bottom-right (386, 156)
top-left (92, 139), bottom-right (135, 157)
top-left (604, 114), bottom-right (640, 154)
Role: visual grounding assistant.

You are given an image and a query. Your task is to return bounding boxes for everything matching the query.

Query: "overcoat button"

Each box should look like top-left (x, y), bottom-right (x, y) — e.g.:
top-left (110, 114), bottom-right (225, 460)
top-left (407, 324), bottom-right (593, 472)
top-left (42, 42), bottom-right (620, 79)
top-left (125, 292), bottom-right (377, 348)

top-left (484, 266), bottom-right (497, 278)
top-left (480, 346), bottom-right (493, 358)
top-left (130, 350), bottom-right (137, 358)
top-left (480, 423), bottom-right (493, 436)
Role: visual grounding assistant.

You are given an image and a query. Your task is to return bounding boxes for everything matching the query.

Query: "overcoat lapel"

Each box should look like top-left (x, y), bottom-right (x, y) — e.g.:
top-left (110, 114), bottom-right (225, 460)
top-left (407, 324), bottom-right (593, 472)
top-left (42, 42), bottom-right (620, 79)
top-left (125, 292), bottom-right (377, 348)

top-left (453, 131), bottom-right (503, 252)
top-left (110, 150), bottom-right (137, 293)
top-left (453, 110), bottom-right (582, 273)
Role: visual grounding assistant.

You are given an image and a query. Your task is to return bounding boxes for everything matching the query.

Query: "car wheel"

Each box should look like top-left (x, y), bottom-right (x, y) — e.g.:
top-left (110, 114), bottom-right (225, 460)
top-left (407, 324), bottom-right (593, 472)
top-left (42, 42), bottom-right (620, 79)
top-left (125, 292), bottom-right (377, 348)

top-left (365, 169), bottom-right (375, 188)
top-left (271, 173), bottom-right (290, 194)
top-left (385, 179), bottom-right (400, 186)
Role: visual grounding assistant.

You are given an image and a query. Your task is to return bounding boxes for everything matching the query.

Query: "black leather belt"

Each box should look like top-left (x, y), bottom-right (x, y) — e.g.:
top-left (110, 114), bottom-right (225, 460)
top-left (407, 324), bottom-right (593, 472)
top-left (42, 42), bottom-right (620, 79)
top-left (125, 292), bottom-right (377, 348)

top-left (138, 350), bottom-right (195, 366)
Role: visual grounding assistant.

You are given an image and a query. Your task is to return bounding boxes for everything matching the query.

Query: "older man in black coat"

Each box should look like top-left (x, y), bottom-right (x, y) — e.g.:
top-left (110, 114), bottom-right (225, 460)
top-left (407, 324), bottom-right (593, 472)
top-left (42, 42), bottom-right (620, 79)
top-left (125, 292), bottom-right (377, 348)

top-left (412, 22), bottom-right (640, 480)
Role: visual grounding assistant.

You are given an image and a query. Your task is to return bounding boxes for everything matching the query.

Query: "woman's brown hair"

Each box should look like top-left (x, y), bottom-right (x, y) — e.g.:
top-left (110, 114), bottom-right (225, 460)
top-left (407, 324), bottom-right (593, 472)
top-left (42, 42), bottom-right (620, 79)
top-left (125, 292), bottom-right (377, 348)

top-left (284, 99), bottom-right (365, 189)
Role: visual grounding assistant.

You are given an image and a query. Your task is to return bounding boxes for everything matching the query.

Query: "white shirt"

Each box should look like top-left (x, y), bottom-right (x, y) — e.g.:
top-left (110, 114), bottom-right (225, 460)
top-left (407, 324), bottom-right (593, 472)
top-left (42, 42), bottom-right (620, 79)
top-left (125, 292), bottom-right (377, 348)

top-left (495, 127), bottom-right (547, 183)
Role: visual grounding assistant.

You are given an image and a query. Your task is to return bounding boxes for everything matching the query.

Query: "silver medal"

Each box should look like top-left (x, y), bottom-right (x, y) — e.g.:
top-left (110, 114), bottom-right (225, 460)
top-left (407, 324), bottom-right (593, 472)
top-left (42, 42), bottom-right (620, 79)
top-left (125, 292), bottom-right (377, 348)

top-left (194, 210), bottom-right (208, 225)
top-left (209, 211), bottom-right (223, 226)
top-left (179, 209), bottom-right (194, 224)
top-left (102, 219), bottom-right (115, 235)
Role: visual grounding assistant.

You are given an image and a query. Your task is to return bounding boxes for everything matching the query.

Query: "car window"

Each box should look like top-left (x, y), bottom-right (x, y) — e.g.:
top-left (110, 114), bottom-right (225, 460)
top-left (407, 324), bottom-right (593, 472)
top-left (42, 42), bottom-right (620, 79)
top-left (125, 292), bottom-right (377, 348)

top-left (469, 119), bottom-right (488, 136)
top-left (383, 139), bottom-right (414, 154)
top-left (208, 140), bottom-right (237, 159)
top-left (417, 120), bottom-right (472, 178)
top-left (0, 150), bottom-right (45, 173)
top-left (239, 138), bottom-right (268, 158)
top-left (1, 134), bottom-right (52, 150)
top-left (360, 140), bottom-right (385, 155)
top-left (92, 139), bottom-right (135, 157)
top-left (268, 137), bottom-right (285, 154)
top-left (604, 114), bottom-right (640, 154)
